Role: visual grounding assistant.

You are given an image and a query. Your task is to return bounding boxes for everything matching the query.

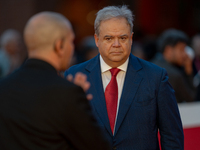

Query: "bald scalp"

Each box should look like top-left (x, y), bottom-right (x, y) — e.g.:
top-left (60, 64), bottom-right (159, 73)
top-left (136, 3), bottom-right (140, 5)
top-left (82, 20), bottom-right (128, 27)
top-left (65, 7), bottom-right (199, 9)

top-left (24, 11), bottom-right (71, 51)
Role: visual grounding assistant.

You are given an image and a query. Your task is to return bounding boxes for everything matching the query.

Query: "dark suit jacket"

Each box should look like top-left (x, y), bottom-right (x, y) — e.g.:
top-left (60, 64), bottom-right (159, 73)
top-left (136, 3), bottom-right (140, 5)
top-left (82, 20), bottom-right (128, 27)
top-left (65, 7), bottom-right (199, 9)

top-left (65, 54), bottom-right (184, 150)
top-left (0, 59), bottom-right (110, 150)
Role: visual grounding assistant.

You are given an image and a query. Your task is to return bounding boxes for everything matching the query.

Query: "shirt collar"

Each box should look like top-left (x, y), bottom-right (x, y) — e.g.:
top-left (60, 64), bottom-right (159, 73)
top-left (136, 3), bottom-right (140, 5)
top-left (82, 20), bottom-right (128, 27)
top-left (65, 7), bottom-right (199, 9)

top-left (100, 55), bottom-right (129, 73)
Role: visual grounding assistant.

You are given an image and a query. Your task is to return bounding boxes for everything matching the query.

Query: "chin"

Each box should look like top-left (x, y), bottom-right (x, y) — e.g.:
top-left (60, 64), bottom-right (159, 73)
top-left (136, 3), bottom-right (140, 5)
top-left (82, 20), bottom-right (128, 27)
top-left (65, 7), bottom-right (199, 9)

top-left (111, 56), bottom-right (126, 62)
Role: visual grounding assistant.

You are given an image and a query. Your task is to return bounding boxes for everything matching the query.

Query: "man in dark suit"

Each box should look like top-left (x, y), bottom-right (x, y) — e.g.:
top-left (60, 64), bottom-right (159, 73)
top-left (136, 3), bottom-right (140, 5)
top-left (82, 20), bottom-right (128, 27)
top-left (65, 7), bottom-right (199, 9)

top-left (0, 12), bottom-right (110, 150)
top-left (65, 5), bottom-right (184, 149)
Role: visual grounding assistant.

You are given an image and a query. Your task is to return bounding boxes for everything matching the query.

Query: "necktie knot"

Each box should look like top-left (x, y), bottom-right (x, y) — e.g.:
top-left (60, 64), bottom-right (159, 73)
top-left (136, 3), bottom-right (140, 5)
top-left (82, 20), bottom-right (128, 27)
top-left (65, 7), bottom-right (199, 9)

top-left (110, 68), bottom-right (120, 77)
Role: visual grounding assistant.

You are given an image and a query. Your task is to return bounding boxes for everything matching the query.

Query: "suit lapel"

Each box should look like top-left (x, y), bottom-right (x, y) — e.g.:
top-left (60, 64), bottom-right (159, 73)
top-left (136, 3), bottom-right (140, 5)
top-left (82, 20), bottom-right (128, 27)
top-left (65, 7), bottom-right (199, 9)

top-left (114, 54), bottom-right (143, 135)
top-left (85, 55), bottom-right (113, 136)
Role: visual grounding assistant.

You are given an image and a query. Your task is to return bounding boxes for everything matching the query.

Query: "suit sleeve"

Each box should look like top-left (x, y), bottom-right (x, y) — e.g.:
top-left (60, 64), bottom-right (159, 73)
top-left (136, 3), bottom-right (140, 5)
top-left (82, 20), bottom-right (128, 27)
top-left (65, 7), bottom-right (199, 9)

top-left (53, 85), bottom-right (111, 150)
top-left (64, 69), bottom-right (69, 77)
top-left (157, 68), bottom-right (184, 150)
top-left (64, 66), bottom-right (76, 78)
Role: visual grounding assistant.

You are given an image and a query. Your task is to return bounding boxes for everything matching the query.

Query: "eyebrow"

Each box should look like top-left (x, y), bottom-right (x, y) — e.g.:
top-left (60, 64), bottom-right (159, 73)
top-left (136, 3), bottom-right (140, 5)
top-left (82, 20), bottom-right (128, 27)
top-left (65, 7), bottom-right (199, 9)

top-left (104, 35), bottom-right (113, 38)
top-left (119, 34), bottom-right (128, 37)
top-left (104, 34), bottom-right (129, 38)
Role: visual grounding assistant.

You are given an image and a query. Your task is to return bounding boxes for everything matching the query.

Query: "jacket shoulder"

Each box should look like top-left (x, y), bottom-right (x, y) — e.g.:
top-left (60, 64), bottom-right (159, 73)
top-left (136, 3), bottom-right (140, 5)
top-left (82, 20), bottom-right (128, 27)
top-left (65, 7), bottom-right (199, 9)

top-left (65, 55), bottom-right (98, 76)
top-left (136, 56), bottom-right (165, 74)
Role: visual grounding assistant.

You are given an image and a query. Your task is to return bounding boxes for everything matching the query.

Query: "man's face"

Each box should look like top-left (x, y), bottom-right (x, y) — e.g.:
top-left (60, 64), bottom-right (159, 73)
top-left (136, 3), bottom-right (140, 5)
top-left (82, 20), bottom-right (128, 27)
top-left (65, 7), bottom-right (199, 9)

top-left (94, 17), bottom-right (133, 67)
top-left (61, 29), bottom-right (75, 71)
top-left (171, 42), bottom-right (187, 66)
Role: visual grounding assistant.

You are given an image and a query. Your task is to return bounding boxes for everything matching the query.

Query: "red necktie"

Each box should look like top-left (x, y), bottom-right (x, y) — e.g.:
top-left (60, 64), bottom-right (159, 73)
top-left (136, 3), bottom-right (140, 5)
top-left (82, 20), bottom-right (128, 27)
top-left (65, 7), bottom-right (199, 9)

top-left (105, 68), bottom-right (120, 134)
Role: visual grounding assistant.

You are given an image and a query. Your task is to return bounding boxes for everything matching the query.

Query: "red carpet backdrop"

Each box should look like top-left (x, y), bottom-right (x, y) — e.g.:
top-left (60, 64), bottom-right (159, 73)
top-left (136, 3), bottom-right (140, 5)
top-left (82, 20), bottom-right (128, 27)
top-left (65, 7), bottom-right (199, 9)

top-left (178, 102), bottom-right (200, 150)
top-left (159, 102), bottom-right (200, 149)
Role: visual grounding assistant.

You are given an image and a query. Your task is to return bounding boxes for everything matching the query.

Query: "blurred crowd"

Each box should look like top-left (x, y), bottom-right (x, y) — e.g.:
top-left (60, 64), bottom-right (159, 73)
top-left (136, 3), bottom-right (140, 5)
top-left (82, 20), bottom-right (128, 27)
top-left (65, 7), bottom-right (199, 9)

top-left (0, 28), bottom-right (200, 103)
top-left (0, 29), bottom-right (27, 78)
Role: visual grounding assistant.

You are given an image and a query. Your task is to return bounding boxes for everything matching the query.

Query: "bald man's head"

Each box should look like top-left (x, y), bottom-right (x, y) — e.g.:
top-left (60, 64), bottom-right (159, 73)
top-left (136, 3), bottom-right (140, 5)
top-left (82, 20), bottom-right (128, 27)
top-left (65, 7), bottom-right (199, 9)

top-left (24, 11), bottom-right (72, 52)
top-left (24, 12), bottom-right (75, 71)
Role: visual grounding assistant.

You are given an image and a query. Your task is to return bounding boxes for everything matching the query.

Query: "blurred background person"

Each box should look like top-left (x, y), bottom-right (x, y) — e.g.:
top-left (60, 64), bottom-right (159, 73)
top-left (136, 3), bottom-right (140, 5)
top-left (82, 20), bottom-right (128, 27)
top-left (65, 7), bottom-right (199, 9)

top-left (191, 34), bottom-right (200, 101)
top-left (77, 36), bottom-right (99, 63)
top-left (0, 44), bottom-right (10, 78)
top-left (191, 34), bottom-right (200, 75)
top-left (131, 35), bottom-right (157, 61)
top-left (131, 41), bottom-right (145, 60)
top-left (0, 29), bottom-right (27, 78)
top-left (151, 28), bottom-right (196, 103)
top-left (142, 37), bottom-right (157, 61)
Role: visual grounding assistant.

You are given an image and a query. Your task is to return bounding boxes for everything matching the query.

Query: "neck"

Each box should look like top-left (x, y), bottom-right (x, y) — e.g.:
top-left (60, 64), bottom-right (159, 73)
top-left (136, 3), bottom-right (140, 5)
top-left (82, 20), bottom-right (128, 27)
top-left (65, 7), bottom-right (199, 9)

top-left (28, 50), bottom-right (60, 71)
top-left (104, 58), bottom-right (128, 68)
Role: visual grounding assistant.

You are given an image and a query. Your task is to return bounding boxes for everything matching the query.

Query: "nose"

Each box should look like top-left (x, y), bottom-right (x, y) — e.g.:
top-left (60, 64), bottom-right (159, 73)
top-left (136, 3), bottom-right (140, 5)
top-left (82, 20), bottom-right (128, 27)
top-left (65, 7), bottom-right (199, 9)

top-left (112, 39), bottom-right (121, 47)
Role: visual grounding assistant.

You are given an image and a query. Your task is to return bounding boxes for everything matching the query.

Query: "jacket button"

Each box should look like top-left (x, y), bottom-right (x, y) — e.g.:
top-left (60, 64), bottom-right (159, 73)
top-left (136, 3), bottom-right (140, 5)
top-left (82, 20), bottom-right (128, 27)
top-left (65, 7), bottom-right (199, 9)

top-left (113, 147), bottom-right (117, 150)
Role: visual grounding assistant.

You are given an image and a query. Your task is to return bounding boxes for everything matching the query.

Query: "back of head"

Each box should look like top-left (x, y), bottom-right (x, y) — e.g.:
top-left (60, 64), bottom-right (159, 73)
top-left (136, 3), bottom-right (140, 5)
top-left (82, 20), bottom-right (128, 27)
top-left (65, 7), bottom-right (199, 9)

top-left (24, 11), bottom-right (71, 53)
top-left (157, 28), bottom-right (189, 53)
top-left (94, 5), bottom-right (134, 36)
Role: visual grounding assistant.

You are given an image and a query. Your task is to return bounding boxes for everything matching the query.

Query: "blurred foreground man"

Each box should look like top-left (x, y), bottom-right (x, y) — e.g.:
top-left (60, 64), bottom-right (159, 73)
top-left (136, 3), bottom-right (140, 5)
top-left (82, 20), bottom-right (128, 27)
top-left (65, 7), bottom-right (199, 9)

top-left (0, 12), bottom-right (110, 150)
top-left (65, 5), bottom-right (184, 150)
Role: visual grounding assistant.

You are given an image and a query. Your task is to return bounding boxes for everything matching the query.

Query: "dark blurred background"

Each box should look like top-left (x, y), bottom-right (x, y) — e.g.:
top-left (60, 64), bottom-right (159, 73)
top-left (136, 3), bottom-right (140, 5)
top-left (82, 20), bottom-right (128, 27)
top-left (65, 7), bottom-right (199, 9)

top-left (0, 0), bottom-right (200, 47)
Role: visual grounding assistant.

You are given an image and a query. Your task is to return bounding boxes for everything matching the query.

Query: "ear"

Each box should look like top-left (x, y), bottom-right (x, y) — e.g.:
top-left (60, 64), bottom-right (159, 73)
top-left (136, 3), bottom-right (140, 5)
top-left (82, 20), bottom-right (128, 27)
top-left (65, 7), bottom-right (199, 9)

top-left (54, 38), bottom-right (64, 57)
top-left (94, 34), bottom-right (99, 47)
top-left (130, 32), bottom-right (134, 45)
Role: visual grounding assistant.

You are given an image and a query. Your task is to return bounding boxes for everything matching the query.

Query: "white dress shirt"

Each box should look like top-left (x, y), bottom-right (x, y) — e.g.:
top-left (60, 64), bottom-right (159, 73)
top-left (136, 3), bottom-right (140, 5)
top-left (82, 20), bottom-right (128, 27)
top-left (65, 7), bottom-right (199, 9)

top-left (100, 55), bottom-right (129, 133)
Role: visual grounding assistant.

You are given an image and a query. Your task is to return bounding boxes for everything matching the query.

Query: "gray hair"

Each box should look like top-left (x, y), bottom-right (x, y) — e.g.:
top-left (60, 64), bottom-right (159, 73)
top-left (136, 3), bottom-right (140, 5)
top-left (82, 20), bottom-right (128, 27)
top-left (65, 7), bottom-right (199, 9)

top-left (94, 5), bottom-right (134, 36)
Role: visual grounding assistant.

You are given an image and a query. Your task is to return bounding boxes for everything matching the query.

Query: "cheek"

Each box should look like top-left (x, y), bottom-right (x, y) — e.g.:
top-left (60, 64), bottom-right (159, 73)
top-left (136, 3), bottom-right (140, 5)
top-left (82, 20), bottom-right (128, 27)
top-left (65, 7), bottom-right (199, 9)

top-left (68, 42), bottom-right (74, 56)
top-left (67, 41), bottom-right (74, 51)
top-left (179, 51), bottom-right (185, 59)
top-left (64, 44), bottom-right (74, 64)
top-left (68, 48), bottom-right (74, 62)
top-left (98, 43), bottom-right (110, 54)
top-left (177, 52), bottom-right (185, 64)
top-left (122, 43), bottom-right (131, 53)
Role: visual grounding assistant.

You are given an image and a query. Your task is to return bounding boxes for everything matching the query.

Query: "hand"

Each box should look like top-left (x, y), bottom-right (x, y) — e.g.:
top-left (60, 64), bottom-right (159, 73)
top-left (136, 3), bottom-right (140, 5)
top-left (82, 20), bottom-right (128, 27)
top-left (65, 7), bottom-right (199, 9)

top-left (66, 72), bottom-right (93, 100)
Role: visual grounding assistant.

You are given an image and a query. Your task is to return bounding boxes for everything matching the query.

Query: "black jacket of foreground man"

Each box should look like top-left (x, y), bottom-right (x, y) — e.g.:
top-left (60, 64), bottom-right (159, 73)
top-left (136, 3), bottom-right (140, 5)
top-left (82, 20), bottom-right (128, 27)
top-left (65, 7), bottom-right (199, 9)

top-left (0, 59), bottom-right (110, 150)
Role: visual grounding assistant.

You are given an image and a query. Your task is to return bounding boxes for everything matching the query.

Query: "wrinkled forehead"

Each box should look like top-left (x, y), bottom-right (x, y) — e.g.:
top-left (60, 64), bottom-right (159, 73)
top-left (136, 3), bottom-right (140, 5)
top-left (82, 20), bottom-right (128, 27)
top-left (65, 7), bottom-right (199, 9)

top-left (98, 17), bottom-right (132, 35)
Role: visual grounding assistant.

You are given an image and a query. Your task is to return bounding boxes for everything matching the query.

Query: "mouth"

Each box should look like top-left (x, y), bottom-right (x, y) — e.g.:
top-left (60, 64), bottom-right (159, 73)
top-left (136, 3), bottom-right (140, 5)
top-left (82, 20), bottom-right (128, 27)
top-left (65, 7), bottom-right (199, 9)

top-left (110, 52), bottom-right (122, 56)
top-left (110, 51), bottom-right (123, 54)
